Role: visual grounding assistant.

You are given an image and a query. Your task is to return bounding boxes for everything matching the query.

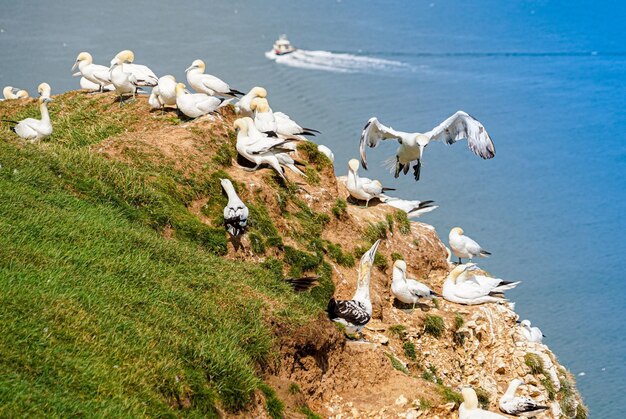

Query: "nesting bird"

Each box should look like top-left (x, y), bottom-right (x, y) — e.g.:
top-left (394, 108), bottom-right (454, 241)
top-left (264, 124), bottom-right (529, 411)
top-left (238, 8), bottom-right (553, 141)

top-left (149, 75), bottom-right (178, 111)
top-left (175, 83), bottom-right (223, 119)
top-left (499, 379), bottom-right (549, 417)
top-left (391, 260), bottom-right (440, 308)
top-left (185, 59), bottom-right (244, 98)
top-left (237, 86), bottom-right (267, 117)
top-left (220, 178), bottom-right (248, 237)
top-left (2, 86), bottom-right (29, 100)
top-left (109, 50), bottom-right (158, 102)
top-left (449, 227), bottom-right (491, 263)
top-left (72, 52), bottom-right (112, 92)
top-left (460, 387), bottom-right (506, 418)
top-left (346, 158), bottom-right (394, 206)
top-left (2, 97), bottom-right (53, 142)
top-left (359, 111), bottom-right (495, 181)
top-left (442, 263), bottom-right (520, 305)
top-left (519, 320), bottom-right (545, 343)
top-left (327, 240), bottom-right (381, 334)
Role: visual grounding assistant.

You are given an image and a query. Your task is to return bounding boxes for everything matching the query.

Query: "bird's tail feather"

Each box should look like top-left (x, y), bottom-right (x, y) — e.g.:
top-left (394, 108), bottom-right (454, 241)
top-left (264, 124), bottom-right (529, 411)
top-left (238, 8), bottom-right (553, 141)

top-left (383, 156), bottom-right (397, 173)
top-left (284, 276), bottom-right (319, 292)
top-left (1, 119), bottom-right (19, 125)
top-left (302, 127), bottom-right (320, 134)
top-left (492, 281), bottom-right (521, 292)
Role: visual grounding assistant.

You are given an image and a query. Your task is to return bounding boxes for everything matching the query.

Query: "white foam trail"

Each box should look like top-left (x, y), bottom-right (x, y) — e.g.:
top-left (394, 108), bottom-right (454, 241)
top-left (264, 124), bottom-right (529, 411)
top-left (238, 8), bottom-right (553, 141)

top-left (265, 49), bottom-right (412, 73)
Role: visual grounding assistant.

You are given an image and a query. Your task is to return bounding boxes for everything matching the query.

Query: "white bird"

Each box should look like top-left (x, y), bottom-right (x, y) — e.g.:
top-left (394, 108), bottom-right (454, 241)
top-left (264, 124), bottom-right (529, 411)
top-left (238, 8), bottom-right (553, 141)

top-left (220, 178), bottom-right (248, 237)
top-left (3, 97), bottom-right (53, 142)
top-left (109, 50), bottom-right (158, 102)
top-left (499, 379), bottom-right (549, 417)
top-left (72, 52), bottom-right (112, 92)
top-left (233, 117), bottom-right (305, 179)
top-left (379, 196), bottom-right (438, 218)
top-left (391, 260), bottom-right (440, 308)
top-left (317, 144), bottom-right (334, 162)
top-left (449, 227), bottom-right (491, 264)
top-left (327, 240), bottom-right (381, 334)
top-left (442, 264), bottom-right (520, 305)
top-left (73, 72), bottom-right (114, 92)
top-left (185, 59), bottom-right (244, 98)
top-left (346, 158), bottom-right (395, 206)
top-left (273, 110), bottom-right (320, 137)
top-left (460, 387), bottom-right (506, 419)
top-left (519, 320), bottom-right (544, 343)
top-left (250, 97), bottom-right (278, 136)
top-left (236, 86), bottom-right (267, 117)
top-left (3, 86), bottom-right (29, 99)
top-left (175, 83), bottom-right (223, 119)
top-left (37, 83), bottom-right (51, 99)
top-left (359, 112), bottom-right (495, 181)
top-left (149, 75), bottom-right (177, 111)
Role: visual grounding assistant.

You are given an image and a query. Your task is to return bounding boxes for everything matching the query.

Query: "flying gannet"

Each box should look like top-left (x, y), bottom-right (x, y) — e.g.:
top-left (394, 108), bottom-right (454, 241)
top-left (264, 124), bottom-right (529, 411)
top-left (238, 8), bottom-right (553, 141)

top-left (175, 83), bottom-right (223, 119)
top-left (442, 264), bottom-right (519, 305)
top-left (220, 178), bottom-right (248, 237)
top-left (109, 50), bottom-right (158, 102)
top-left (233, 117), bottom-right (305, 179)
top-left (359, 112), bottom-right (495, 181)
top-left (237, 86), bottom-right (267, 117)
top-left (449, 227), bottom-right (491, 264)
top-left (2, 97), bottom-right (53, 142)
top-left (346, 158), bottom-right (395, 206)
top-left (185, 59), bottom-right (244, 98)
top-left (149, 75), bottom-right (177, 111)
top-left (519, 320), bottom-right (545, 343)
top-left (460, 387), bottom-right (506, 419)
top-left (499, 379), bottom-right (549, 417)
top-left (2, 86), bottom-right (29, 100)
top-left (327, 239), bottom-right (381, 334)
top-left (391, 260), bottom-right (440, 308)
top-left (72, 52), bottom-right (112, 92)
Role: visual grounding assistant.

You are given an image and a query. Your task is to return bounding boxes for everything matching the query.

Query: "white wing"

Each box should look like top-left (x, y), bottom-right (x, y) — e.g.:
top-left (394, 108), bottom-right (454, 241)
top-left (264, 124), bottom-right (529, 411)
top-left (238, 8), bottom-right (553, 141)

top-left (359, 117), bottom-right (407, 170)
top-left (201, 74), bottom-right (230, 94)
top-left (361, 178), bottom-right (383, 196)
top-left (14, 119), bottom-right (39, 139)
top-left (194, 95), bottom-right (222, 113)
top-left (424, 111), bottom-right (495, 159)
top-left (125, 63), bottom-right (158, 87)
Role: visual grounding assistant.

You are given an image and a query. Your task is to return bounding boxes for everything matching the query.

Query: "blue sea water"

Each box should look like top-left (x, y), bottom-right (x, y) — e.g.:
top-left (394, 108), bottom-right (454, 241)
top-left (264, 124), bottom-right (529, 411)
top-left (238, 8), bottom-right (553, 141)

top-left (1, 1), bottom-right (624, 417)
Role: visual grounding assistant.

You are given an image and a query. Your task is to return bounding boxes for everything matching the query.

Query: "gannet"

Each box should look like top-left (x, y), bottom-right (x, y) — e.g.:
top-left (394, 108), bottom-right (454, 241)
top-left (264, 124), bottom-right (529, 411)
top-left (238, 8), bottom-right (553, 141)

top-left (175, 83), bottom-right (223, 119)
top-left (37, 83), bottom-right (51, 99)
top-left (2, 97), bottom-right (53, 142)
top-left (359, 112), bottom-right (495, 181)
top-left (250, 97), bottom-right (278, 136)
top-left (233, 117), bottom-right (305, 179)
top-left (499, 379), bottom-right (549, 417)
top-left (185, 59), bottom-right (244, 98)
top-left (274, 110), bottom-right (319, 137)
top-left (72, 52), bottom-right (112, 92)
top-left (236, 86), bottom-right (267, 117)
top-left (220, 178), bottom-right (248, 237)
top-left (346, 158), bottom-right (395, 206)
top-left (149, 75), bottom-right (177, 111)
top-left (391, 260), bottom-right (440, 308)
top-left (379, 196), bottom-right (438, 218)
top-left (73, 73), bottom-right (113, 92)
top-left (442, 264), bottom-right (520, 305)
top-left (460, 387), bottom-right (506, 419)
top-left (327, 239), bottom-right (381, 334)
top-left (109, 50), bottom-right (158, 102)
top-left (3, 86), bottom-right (29, 100)
top-left (519, 320), bottom-right (545, 343)
top-left (449, 227), bottom-right (491, 263)
top-left (317, 144), bottom-right (335, 162)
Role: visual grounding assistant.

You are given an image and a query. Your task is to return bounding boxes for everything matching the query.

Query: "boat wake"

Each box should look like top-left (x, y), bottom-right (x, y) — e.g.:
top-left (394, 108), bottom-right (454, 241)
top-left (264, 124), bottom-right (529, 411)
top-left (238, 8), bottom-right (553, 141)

top-left (265, 49), bottom-right (412, 74)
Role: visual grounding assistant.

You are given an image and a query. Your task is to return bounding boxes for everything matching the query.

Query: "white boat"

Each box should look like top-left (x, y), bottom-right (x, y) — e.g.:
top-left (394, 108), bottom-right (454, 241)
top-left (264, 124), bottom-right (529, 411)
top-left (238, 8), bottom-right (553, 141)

top-left (273, 34), bottom-right (296, 55)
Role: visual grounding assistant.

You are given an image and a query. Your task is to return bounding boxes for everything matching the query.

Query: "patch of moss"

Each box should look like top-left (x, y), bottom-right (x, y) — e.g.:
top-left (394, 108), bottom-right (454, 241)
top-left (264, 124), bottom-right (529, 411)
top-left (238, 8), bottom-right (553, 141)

top-left (424, 315), bottom-right (445, 338)
top-left (325, 242), bottom-right (356, 267)
top-left (331, 198), bottom-right (347, 219)
top-left (438, 385), bottom-right (463, 405)
top-left (394, 210), bottom-right (412, 235)
top-left (373, 252), bottom-right (388, 271)
top-left (304, 167), bottom-right (321, 185)
top-left (300, 406), bottom-right (323, 419)
top-left (258, 383), bottom-right (284, 419)
top-left (403, 342), bottom-right (417, 361)
top-left (385, 353), bottom-right (409, 375)
top-left (249, 232), bottom-right (266, 254)
top-left (288, 383), bottom-right (300, 395)
top-left (391, 252), bottom-right (404, 261)
top-left (385, 214), bottom-right (394, 232)
top-left (284, 246), bottom-right (323, 277)
top-left (248, 202), bottom-right (283, 249)
top-left (474, 387), bottom-right (490, 409)
top-left (524, 353), bottom-right (545, 375)
top-left (297, 142), bottom-right (332, 169)
top-left (212, 137), bottom-right (237, 167)
top-left (541, 377), bottom-right (556, 401)
top-left (418, 398), bottom-right (432, 411)
top-left (388, 324), bottom-right (406, 338)
top-left (364, 221), bottom-right (388, 243)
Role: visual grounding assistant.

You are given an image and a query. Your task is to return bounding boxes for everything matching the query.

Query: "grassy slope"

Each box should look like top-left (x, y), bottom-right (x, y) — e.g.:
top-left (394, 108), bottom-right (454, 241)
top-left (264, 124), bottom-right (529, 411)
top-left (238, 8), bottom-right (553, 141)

top-left (0, 93), bottom-right (323, 417)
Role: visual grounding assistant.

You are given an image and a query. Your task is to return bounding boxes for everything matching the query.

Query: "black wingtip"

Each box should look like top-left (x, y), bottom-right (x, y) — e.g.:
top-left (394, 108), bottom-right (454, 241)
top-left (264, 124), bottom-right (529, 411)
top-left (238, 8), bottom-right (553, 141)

top-left (381, 187), bottom-right (396, 192)
top-left (300, 130), bottom-right (317, 137)
top-left (230, 89), bottom-right (245, 97)
top-left (480, 250), bottom-right (492, 256)
top-left (264, 130), bottom-right (278, 138)
top-left (1, 119), bottom-right (19, 125)
top-left (301, 127), bottom-right (320, 134)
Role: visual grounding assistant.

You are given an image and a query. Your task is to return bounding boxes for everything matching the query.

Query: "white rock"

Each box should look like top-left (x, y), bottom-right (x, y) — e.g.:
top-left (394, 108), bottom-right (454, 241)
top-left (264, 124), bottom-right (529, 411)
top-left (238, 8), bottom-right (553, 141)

top-left (395, 394), bottom-right (408, 407)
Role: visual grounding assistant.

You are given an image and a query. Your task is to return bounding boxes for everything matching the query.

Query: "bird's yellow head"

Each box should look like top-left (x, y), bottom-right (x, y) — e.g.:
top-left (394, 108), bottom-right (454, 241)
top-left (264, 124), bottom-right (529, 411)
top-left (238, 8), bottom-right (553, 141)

top-left (175, 83), bottom-right (186, 95)
top-left (15, 90), bottom-right (29, 99)
top-left (250, 86), bottom-right (267, 98)
top-left (450, 227), bottom-right (464, 236)
top-left (251, 97), bottom-right (270, 112)
top-left (115, 50), bottom-right (135, 64)
top-left (348, 158), bottom-right (360, 172)
top-left (416, 134), bottom-right (430, 147)
top-left (162, 75), bottom-right (176, 82)
top-left (38, 82), bottom-right (51, 96)
top-left (76, 52), bottom-right (92, 63)
top-left (393, 259), bottom-right (407, 272)
top-left (233, 117), bottom-right (251, 133)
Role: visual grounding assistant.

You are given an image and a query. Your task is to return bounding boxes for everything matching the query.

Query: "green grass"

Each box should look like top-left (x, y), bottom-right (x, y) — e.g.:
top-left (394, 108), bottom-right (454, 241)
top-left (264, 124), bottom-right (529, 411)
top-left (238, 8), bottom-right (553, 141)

top-left (259, 382), bottom-right (284, 419)
top-left (331, 198), bottom-right (347, 219)
top-left (388, 324), bottom-right (406, 338)
top-left (385, 353), bottom-right (409, 375)
top-left (524, 353), bottom-right (545, 375)
top-left (391, 252), bottom-right (404, 262)
top-left (403, 342), bottom-right (417, 361)
top-left (288, 383), bottom-right (301, 395)
top-left (423, 315), bottom-right (445, 338)
top-left (300, 405), bottom-right (324, 419)
top-left (393, 211), bottom-right (411, 235)
top-left (474, 387), bottom-right (490, 409)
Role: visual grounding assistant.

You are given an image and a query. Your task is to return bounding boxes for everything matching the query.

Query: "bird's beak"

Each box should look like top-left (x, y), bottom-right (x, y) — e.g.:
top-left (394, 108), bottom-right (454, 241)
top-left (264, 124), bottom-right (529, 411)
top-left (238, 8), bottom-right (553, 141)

top-left (366, 239), bottom-right (381, 263)
top-left (71, 60), bottom-right (79, 71)
top-left (515, 320), bottom-right (521, 324)
top-left (72, 72), bottom-right (81, 77)
top-left (185, 65), bottom-right (196, 73)
top-left (44, 98), bottom-right (54, 103)
top-left (418, 144), bottom-right (425, 160)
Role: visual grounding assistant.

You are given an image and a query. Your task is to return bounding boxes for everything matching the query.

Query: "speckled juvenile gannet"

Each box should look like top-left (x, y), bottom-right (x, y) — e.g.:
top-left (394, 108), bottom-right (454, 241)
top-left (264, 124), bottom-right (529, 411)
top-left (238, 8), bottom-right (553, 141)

top-left (185, 59), bottom-right (244, 98)
top-left (233, 117), bottom-right (304, 179)
top-left (359, 112), bottom-right (495, 181)
top-left (149, 75), bottom-right (177, 111)
top-left (519, 320), bottom-right (544, 343)
top-left (109, 50), bottom-right (158, 102)
top-left (460, 387), bottom-right (506, 419)
top-left (346, 158), bottom-right (395, 206)
top-left (3, 86), bottom-right (29, 99)
top-left (499, 379), bottom-right (549, 417)
top-left (221, 178), bottom-right (248, 237)
top-left (72, 52), bottom-right (112, 92)
top-left (2, 97), bottom-right (53, 142)
top-left (236, 86), bottom-right (267, 117)
top-left (175, 83), bottom-right (223, 119)
top-left (449, 227), bottom-right (491, 264)
top-left (442, 264), bottom-right (519, 305)
top-left (37, 83), bottom-right (51, 99)
top-left (317, 144), bottom-right (334, 162)
top-left (391, 260), bottom-right (440, 308)
top-left (327, 240), bottom-right (381, 334)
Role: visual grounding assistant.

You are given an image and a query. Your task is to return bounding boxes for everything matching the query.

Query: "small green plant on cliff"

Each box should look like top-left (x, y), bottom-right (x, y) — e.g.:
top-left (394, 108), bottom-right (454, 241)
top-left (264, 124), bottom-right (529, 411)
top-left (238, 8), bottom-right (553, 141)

top-left (474, 387), bottom-right (491, 409)
top-left (391, 252), bottom-right (404, 261)
top-left (524, 353), bottom-right (545, 375)
top-left (424, 314), bottom-right (445, 338)
top-left (300, 406), bottom-right (324, 419)
top-left (331, 198), bottom-right (347, 219)
top-left (288, 383), bottom-right (301, 395)
top-left (297, 142), bottom-right (332, 169)
top-left (439, 385), bottom-right (463, 405)
top-left (385, 353), bottom-right (409, 375)
top-left (388, 324), bottom-right (406, 338)
top-left (403, 341), bottom-right (417, 361)
top-left (394, 210), bottom-right (411, 234)
top-left (325, 241), bottom-right (355, 267)
top-left (453, 312), bottom-right (466, 346)
top-left (364, 221), bottom-right (388, 243)
top-left (259, 382), bottom-right (284, 419)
